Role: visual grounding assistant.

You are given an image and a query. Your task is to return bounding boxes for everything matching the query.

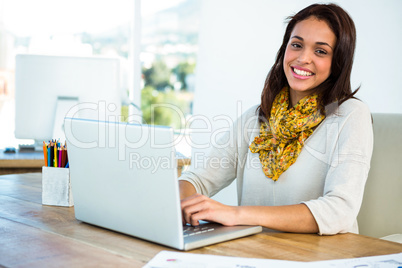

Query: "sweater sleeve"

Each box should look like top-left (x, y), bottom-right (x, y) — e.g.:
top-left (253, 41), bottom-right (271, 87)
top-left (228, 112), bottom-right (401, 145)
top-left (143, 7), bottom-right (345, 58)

top-left (179, 106), bottom-right (258, 197)
top-left (303, 100), bottom-right (374, 235)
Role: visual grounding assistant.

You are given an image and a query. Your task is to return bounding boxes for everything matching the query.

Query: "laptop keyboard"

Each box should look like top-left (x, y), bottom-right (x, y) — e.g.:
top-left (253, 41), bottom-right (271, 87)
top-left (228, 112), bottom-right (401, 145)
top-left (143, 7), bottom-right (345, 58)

top-left (183, 225), bottom-right (215, 237)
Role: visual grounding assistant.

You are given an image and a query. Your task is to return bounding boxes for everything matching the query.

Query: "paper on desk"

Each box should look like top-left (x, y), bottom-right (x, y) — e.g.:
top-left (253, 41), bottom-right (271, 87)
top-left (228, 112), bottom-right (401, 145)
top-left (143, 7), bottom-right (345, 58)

top-left (144, 251), bottom-right (312, 268)
top-left (313, 252), bottom-right (402, 267)
top-left (144, 251), bottom-right (402, 268)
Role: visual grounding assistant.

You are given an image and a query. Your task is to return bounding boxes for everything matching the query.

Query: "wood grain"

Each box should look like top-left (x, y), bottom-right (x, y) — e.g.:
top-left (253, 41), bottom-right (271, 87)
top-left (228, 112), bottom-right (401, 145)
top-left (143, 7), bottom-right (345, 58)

top-left (0, 217), bottom-right (142, 267)
top-left (0, 173), bottom-right (401, 267)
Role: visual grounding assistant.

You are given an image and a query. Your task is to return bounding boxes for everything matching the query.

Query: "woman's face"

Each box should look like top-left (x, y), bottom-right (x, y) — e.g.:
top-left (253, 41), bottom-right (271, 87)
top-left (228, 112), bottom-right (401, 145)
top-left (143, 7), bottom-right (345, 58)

top-left (283, 16), bottom-right (336, 103)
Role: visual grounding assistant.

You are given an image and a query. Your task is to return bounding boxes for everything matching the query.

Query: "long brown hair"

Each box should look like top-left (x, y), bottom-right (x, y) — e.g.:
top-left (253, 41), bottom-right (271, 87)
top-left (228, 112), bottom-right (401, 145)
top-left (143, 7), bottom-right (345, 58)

top-left (259, 3), bottom-right (358, 120)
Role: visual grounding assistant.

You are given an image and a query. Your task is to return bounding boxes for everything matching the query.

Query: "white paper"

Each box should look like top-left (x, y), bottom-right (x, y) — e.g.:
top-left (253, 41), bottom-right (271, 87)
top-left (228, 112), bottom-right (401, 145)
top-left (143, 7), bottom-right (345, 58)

top-left (313, 253), bottom-right (402, 267)
top-left (144, 251), bottom-right (402, 268)
top-left (144, 251), bottom-right (313, 268)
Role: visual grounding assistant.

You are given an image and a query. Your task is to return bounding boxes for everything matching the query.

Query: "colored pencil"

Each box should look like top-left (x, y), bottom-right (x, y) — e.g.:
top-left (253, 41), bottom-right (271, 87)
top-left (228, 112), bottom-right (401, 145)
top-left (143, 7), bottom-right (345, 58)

top-left (42, 140), bottom-right (69, 168)
top-left (65, 150), bottom-right (68, 167)
top-left (47, 143), bottom-right (51, 167)
top-left (54, 142), bottom-right (57, 167)
top-left (58, 148), bottom-right (62, 167)
top-left (43, 142), bottom-right (48, 167)
top-left (50, 142), bottom-right (54, 167)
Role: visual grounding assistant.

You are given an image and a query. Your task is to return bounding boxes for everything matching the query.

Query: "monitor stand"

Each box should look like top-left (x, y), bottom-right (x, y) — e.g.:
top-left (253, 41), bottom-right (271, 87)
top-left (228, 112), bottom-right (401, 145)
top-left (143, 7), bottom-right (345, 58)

top-left (52, 96), bottom-right (79, 143)
top-left (18, 142), bottom-right (39, 152)
top-left (18, 96), bottom-right (79, 152)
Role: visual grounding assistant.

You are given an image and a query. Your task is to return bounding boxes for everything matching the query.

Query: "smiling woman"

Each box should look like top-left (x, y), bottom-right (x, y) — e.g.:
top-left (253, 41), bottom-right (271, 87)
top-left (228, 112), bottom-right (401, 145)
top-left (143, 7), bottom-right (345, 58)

top-left (179, 3), bottom-right (374, 236)
top-left (259, 3), bottom-right (359, 120)
top-left (283, 17), bottom-right (336, 106)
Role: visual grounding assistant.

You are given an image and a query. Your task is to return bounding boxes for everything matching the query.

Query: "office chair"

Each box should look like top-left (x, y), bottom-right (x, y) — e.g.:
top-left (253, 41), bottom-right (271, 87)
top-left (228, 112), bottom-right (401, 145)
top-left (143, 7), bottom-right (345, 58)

top-left (357, 113), bottom-right (402, 243)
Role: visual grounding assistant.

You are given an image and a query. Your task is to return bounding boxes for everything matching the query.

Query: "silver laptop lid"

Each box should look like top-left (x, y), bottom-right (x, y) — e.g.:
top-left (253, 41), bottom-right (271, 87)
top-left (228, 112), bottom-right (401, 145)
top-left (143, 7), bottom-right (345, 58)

top-left (64, 117), bottom-right (184, 250)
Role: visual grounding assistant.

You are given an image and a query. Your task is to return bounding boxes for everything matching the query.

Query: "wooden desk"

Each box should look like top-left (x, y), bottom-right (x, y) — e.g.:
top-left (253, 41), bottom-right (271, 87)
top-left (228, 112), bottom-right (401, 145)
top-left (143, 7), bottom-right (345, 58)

top-left (1, 173), bottom-right (401, 267)
top-left (0, 149), bottom-right (191, 176)
top-left (0, 149), bottom-right (44, 174)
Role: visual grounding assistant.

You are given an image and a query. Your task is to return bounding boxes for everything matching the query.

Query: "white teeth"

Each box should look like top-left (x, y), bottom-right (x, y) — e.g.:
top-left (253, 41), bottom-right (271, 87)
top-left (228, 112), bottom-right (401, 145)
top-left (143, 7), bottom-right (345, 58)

top-left (293, 68), bottom-right (313, 76)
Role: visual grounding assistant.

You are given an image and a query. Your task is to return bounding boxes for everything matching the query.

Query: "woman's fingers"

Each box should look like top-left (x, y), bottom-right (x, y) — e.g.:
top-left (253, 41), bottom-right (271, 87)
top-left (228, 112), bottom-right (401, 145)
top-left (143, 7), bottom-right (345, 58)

top-left (180, 194), bottom-right (237, 226)
top-left (181, 194), bottom-right (209, 225)
top-left (187, 207), bottom-right (213, 226)
top-left (181, 193), bottom-right (205, 209)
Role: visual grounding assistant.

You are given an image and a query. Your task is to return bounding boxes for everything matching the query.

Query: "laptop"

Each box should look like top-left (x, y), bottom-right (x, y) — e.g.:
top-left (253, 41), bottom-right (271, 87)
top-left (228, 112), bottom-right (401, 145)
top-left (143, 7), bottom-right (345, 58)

top-left (64, 117), bottom-right (262, 251)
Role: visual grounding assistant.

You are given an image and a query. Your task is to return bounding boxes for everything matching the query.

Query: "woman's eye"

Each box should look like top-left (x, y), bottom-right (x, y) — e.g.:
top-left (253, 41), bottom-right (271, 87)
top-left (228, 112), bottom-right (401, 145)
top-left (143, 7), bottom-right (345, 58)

top-left (316, 49), bottom-right (327, 55)
top-left (291, 43), bottom-right (302, 48)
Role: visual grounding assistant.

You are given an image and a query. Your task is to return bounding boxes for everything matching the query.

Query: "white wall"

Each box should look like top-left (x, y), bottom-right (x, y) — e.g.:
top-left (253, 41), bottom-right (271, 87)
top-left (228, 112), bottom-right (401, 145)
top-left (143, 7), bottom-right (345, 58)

top-left (189, 0), bottom-right (402, 205)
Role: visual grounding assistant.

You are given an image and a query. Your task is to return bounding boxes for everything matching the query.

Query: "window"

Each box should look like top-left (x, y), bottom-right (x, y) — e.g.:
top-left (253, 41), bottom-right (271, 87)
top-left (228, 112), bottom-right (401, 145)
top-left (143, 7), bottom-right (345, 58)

top-left (0, 0), bottom-right (200, 153)
top-left (140, 0), bottom-right (200, 131)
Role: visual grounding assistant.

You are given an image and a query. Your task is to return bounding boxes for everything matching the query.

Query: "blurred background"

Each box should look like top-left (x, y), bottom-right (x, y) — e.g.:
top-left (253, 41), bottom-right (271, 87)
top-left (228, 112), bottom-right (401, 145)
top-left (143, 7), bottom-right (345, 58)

top-left (0, 0), bottom-right (199, 153)
top-left (0, 0), bottom-right (401, 162)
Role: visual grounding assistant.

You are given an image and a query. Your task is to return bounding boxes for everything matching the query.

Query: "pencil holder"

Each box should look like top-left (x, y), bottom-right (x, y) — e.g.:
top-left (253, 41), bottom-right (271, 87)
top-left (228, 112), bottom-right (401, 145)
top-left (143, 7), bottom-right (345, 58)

top-left (42, 166), bottom-right (74, 207)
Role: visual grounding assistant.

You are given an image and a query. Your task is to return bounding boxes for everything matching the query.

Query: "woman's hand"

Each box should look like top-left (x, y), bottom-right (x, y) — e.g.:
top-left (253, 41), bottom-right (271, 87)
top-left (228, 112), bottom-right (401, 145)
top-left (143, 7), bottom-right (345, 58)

top-left (179, 182), bottom-right (319, 233)
top-left (181, 193), bottom-right (239, 226)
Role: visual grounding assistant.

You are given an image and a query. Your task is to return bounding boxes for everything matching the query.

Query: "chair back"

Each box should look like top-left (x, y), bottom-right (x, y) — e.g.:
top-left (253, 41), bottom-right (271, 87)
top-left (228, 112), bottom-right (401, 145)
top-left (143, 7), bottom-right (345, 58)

top-left (357, 113), bottom-right (402, 238)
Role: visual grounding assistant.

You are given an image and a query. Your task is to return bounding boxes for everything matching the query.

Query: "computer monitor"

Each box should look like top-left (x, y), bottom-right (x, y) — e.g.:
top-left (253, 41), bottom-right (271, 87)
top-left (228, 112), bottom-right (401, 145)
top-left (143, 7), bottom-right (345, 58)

top-left (15, 54), bottom-right (122, 150)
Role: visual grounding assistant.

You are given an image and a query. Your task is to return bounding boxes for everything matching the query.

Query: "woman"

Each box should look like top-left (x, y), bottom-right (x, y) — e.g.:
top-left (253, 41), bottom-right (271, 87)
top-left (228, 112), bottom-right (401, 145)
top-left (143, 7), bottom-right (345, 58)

top-left (179, 3), bottom-right (373, 235)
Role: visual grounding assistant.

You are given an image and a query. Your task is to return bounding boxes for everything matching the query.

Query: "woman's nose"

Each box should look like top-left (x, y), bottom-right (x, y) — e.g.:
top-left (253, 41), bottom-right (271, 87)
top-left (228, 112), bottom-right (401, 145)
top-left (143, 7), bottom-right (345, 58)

top-left (297, 50), bottom-right (312, 64)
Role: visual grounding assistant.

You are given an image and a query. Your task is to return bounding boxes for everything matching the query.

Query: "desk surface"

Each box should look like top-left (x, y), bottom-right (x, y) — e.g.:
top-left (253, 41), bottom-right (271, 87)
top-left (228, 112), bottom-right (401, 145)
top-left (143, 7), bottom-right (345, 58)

top-left (0, 149), bottom-right (44, 167)
top-left (0, 150), bottom-right (45, 175)
top-left (1, 173), bottom-right (401, 267)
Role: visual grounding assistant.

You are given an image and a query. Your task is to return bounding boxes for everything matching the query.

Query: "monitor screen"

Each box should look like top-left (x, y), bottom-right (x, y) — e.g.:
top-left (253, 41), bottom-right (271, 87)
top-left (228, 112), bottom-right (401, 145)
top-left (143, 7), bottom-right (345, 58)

top-left (15, 54), bottom-right (122, 147)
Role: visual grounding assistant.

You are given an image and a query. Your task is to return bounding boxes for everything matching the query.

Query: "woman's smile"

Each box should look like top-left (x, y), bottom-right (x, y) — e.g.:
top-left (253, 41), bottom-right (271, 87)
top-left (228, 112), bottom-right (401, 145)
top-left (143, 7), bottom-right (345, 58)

top-left (291, 66), bottom-right (315, 79)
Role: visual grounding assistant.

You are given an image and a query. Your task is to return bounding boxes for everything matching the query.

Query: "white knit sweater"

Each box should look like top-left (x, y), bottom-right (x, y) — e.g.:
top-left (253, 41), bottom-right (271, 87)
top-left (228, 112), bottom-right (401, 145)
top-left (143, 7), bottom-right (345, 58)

top-left (179, 99), bottom-right (373, 235)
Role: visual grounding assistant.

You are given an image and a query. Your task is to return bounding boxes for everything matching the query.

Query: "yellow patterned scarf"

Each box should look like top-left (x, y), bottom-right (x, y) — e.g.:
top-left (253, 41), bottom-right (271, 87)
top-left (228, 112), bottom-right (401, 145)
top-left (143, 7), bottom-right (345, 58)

top-left (249, 87), bottom-right (325, 181)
